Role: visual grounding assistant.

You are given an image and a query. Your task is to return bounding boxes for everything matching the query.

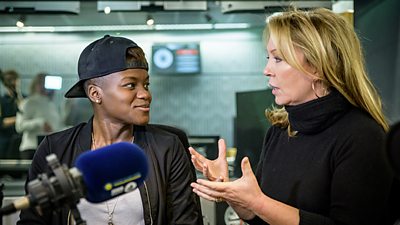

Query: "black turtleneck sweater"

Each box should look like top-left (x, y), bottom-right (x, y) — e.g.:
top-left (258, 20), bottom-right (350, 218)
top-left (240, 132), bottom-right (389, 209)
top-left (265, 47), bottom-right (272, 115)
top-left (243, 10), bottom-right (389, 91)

top-left (248, 90), bottom-right (393, 225)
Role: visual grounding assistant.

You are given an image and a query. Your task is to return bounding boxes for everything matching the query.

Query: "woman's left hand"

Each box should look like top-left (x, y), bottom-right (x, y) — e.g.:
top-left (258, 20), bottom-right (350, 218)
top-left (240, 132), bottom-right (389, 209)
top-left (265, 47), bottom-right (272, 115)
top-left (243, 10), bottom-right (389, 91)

top-left (191, 157), bottom-right (264, 211)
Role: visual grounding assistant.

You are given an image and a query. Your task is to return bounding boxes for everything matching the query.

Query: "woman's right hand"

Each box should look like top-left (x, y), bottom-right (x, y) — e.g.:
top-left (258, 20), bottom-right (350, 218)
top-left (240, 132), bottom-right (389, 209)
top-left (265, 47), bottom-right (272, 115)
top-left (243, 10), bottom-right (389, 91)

top-left (188, 139), bottom-right (229, 181)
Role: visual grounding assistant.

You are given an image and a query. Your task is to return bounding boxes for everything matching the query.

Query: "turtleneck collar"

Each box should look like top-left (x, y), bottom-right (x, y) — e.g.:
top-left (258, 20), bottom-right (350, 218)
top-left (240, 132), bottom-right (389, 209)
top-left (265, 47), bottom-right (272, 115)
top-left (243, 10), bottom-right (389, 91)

top-left (285, 89), bottom-right (351, 135)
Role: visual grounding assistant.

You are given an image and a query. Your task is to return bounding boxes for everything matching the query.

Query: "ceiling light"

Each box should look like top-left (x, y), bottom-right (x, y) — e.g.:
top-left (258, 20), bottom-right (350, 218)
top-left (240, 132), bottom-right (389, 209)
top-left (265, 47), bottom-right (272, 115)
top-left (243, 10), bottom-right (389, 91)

top-left (104, 6), bottom-right (111, 14)
top-left (16, 15), bottom-right (26, 28)
top-left (146, 15), bottom-right (154, 26)
top-left (0, 23), bottom-right (254, 33)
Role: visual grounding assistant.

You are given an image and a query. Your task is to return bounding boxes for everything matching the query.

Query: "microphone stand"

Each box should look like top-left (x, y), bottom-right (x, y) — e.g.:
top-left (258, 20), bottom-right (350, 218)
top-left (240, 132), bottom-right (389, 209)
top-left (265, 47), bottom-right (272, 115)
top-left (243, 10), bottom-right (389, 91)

top-left (70, 205), bottom-right (86, 225)
top-left (46, 154), bottom-right (86, 225)
top-left (0, 183), bottom-right (3, 225)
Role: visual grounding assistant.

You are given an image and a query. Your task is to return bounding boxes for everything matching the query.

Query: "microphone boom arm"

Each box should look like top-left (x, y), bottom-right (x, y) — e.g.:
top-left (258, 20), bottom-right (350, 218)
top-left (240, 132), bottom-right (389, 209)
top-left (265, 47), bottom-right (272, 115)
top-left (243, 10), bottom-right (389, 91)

top-left (30, 154), bottom-right (86, 224)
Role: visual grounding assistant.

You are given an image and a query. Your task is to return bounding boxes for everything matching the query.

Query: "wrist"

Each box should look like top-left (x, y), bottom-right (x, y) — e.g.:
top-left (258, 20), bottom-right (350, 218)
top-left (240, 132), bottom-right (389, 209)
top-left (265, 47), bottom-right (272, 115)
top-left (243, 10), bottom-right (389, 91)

top-left (249, 192), bottom-right (269, 216)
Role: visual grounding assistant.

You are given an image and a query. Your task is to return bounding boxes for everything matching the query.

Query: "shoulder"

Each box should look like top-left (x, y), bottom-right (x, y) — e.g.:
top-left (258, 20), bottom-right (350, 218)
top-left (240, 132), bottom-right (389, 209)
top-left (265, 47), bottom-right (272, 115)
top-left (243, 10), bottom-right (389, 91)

top-left (36, 122), bottom-right (87, 156)
top-left (139, 124), bottom-right (188, 158)
top-left (47, 123), bottom-right (86, 141)
top-left (264, 125), bottom-right (286, 140)
top-left (149, 124), bottom-right (189, 148)
top-left (145, 124), bottom-right (186, 141)
top-left (336, 108), bottom-right (385, 140)
top-left (329, 108), bottom-right (386, 160)
top-left (19, 95), bottom-right (40, 109)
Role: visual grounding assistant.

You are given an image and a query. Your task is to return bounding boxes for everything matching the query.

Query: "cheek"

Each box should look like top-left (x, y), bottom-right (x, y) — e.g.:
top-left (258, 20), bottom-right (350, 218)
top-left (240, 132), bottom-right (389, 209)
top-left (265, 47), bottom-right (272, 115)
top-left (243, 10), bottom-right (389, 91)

top-left (288, 77), bottom-right (314, 104)
top-left (278, 72), bottom-right (313, 102)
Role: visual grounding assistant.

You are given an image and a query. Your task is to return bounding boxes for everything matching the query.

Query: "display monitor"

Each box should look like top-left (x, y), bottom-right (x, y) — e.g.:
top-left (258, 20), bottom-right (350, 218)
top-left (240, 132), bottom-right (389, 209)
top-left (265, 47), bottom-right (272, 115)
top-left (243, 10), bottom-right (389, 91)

top-left (44, 75), bottom-right (62, 90)
top-left (151, 43), bottom-right (201, 74)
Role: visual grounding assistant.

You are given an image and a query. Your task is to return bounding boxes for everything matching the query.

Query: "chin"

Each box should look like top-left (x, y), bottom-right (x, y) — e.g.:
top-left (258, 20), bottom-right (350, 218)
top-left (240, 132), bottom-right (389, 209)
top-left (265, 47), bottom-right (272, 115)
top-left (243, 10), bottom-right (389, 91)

top-left (134, 118), bottom-right (150, 126)
top-left (274, 97), bottom-right (288, 106)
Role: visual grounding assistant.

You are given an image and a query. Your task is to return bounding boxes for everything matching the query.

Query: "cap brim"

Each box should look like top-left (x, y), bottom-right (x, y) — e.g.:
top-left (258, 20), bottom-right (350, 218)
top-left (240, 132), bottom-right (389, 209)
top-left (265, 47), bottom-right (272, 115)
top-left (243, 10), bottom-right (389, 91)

top-left (64, 80), bottom-right (87, 98)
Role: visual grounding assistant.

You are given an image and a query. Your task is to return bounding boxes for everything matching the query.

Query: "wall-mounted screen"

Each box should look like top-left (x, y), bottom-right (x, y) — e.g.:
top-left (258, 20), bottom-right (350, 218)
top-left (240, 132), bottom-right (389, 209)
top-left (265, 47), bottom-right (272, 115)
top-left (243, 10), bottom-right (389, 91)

top-left (151, 43), bottom-right (201, 74)
top-left (44, 75), bottom-right (62, 90)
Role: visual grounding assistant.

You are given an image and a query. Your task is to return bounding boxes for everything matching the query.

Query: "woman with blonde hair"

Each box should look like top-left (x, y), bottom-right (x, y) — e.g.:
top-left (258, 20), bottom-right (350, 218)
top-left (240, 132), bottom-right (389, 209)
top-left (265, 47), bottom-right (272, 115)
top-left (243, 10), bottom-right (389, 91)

top-left (190, 8), bottom-right (393, 225)
top-left (16, 73), bottom-right (64, 159)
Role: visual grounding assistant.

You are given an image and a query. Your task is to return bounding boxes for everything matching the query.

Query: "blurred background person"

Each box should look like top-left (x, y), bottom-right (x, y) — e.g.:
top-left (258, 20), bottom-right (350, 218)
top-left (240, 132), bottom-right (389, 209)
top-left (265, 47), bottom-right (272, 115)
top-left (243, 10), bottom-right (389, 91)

top-left (63, 98), bottom-right (93, 128)
top-left (190, 7), bottom-right (393, 225)
top-left (16, 73), bottom-right (64, 159)
top-left (0, 69), bottom-right (24, 159)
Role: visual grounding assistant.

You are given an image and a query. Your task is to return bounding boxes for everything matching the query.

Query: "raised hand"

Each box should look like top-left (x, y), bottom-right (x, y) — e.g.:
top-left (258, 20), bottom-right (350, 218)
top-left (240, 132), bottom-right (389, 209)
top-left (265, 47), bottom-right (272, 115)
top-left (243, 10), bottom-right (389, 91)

top-left (191, 157), bottom-right (260, 220)
top-left (188, 139), bottom-right (229, 181)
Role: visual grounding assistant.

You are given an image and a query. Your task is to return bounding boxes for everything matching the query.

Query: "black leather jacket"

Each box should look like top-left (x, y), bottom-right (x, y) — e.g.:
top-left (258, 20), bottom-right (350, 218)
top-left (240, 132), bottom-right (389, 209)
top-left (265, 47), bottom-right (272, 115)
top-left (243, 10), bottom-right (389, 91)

top-left (18, 119), bottom-right (202, 225)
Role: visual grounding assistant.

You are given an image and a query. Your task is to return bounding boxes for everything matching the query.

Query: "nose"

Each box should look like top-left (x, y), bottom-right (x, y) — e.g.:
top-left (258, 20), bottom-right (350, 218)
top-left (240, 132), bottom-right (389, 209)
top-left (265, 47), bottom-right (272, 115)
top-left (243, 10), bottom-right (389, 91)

top-left (137, 86), bottom-right (151, 100)
top-left (263, 60), bottom-right (273, 77)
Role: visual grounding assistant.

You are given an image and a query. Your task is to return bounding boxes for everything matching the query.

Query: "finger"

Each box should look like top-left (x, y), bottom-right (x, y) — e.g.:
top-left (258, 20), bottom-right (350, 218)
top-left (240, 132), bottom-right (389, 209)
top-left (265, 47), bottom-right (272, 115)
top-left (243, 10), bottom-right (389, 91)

top-left (192, 188), bottom-right (216, 202)
top-left (192, 181), bottom-right (223, 199)
top-left (191, 155), bottom-right (204, 171)
top-left (196, 178), bottom-right (226, 191)
top-left (217, 139), bottom-right (227, 159)
top-left (241, 157), bottom-right (254, 177)
top-left (202, 163), bottom-right (217, 181)
top-left (189, 147), bottom-right (207, 162)
top-left (189, 147), bottom-right (208, 164)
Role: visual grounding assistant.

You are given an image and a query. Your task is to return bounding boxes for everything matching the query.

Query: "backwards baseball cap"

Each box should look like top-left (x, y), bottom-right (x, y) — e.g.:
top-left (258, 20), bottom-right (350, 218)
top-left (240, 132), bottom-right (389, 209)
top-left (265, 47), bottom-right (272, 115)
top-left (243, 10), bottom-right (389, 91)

top-left (65, 35), bottom-right (148, 98)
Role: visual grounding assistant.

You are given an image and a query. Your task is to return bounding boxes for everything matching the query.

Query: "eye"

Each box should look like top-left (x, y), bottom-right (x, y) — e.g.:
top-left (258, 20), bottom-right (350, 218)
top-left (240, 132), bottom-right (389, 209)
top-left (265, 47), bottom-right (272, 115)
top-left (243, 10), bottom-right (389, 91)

top-left (274, 57), bottom-right (282, 63)
top-left (124, 83), bottom-right (136, 89)
top-left (144, 83), bottom-right (150, 90)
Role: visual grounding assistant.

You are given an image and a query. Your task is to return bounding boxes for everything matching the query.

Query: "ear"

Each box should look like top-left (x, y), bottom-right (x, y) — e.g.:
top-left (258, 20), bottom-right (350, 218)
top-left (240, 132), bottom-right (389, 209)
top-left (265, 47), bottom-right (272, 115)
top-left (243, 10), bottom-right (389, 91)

top-left (304, 58), bottom-right (319, 77)
top-left (87, 84), bottom-right (102, 103)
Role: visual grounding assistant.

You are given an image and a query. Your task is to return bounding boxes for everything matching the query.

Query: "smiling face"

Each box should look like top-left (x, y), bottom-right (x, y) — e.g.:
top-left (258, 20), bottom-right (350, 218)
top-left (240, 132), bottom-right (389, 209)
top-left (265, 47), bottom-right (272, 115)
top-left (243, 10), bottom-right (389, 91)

top-left (264, 38), bottom-right (317, 106)
top-left (95, 68), bottom-right (151, 126)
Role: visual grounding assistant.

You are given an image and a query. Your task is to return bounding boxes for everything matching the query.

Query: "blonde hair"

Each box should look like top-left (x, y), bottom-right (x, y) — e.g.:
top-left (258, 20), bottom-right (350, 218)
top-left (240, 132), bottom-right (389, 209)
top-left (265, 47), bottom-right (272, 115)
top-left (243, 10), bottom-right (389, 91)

top-left (265, 8), bottom-right (388, 133)
top-left (30, 73), bottom-right (46, 95)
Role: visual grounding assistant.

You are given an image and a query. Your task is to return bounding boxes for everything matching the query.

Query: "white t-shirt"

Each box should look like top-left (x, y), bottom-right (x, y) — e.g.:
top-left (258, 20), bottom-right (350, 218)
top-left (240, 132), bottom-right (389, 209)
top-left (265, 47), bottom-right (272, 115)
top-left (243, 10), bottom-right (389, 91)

top-left (75, 188), bottom-right (144, 225)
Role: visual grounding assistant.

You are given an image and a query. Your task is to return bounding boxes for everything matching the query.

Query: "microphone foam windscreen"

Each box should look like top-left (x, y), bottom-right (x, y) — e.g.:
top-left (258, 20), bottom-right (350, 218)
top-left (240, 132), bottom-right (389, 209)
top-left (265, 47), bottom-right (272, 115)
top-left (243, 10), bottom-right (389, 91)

top-left (75, 142), bottom-right (149, 203)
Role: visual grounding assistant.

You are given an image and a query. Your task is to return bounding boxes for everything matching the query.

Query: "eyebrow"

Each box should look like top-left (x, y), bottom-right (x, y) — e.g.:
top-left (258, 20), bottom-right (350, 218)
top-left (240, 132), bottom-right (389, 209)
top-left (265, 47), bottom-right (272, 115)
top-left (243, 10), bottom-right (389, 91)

top-left (121, 75), bottom-right (149, 81)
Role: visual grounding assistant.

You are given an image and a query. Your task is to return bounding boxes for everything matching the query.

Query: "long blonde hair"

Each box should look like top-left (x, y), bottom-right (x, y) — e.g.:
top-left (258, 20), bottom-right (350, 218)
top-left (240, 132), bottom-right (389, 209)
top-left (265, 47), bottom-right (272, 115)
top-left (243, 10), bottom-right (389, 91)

top-left (265, 8), bottom-right (388, 133)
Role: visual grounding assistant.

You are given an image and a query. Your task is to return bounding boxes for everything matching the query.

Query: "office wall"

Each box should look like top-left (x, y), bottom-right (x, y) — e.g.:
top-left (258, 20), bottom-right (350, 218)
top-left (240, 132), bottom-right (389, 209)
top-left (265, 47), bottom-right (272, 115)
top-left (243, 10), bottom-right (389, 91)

top-left (0, 29), bottom-right (268, 146)
top-left (355, 0), bottom-right (400, 123)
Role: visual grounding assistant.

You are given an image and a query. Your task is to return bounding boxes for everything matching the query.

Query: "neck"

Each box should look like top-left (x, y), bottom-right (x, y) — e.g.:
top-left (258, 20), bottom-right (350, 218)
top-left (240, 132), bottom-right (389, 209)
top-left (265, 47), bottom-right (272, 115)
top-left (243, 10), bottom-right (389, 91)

top-left (92, 116), bottom-right (134, 148)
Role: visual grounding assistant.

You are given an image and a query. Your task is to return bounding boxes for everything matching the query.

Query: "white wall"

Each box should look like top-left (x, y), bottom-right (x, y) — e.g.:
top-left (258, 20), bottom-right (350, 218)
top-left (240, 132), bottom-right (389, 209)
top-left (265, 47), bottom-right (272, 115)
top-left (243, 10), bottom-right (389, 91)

top-left (0, 28), bottom-right (269, 147)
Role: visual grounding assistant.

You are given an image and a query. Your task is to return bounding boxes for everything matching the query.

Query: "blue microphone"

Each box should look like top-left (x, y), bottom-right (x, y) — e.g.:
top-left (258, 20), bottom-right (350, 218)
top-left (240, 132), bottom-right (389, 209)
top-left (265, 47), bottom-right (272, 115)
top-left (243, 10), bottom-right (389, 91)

top-left (75, 142), bottom-right (148, 203)
top-left (0, 142), bottom-right (149, 217)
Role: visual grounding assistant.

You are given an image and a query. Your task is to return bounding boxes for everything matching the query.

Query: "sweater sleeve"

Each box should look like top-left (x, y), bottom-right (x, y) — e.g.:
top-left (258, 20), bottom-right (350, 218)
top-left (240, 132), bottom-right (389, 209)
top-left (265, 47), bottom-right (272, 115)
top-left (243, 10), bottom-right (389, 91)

top-left (15, 99), bottom-right (45, 133)
top-left (300, 123), bottom-right (393, 225)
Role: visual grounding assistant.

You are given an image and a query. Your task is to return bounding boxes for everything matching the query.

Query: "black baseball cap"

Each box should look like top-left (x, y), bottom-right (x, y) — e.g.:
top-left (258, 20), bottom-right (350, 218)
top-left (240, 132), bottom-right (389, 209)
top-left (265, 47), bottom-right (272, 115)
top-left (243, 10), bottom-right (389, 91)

top-left (65, 35), bottom-right (148, 98)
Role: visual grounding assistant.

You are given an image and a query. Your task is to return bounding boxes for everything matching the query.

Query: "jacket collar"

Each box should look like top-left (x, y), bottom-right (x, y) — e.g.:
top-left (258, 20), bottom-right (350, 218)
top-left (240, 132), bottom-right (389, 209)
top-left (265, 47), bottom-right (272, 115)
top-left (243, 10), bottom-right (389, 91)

top-left (75, 117), bottom-right (147, 156)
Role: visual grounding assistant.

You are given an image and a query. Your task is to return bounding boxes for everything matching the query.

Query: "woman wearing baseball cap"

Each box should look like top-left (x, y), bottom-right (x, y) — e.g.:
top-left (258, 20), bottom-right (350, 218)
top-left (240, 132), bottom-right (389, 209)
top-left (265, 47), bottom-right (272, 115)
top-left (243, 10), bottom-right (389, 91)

top-left (18, 35), bottom-right (202, 225)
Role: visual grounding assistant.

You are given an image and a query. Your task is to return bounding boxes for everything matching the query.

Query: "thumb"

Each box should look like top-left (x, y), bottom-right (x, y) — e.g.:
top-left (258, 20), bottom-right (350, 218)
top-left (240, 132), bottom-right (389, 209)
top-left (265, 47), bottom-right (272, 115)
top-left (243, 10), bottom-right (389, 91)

top-left (241, 157), bottom-right (254, 177)
top-left (217, 139), bottom-right (227, 159)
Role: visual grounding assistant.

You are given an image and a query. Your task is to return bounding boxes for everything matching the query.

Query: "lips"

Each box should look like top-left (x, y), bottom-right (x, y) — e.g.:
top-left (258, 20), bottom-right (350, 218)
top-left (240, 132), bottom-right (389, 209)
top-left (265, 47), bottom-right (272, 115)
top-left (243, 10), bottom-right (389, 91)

top-left (135, 104), bottom-right (150, 108)
top-left (268, 83), bottom-right (277, 89)
top-left (268, 83), bottom-right (280, 95)
top-left (134, 103), bottom-right (150, 112)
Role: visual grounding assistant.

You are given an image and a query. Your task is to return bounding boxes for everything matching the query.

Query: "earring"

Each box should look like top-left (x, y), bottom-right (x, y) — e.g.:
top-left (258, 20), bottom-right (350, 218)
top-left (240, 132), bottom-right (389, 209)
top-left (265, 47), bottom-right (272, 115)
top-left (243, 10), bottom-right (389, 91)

top-left (312, 80), bottom-right (328, 99)
top-left (95, 99), bottom-right (100, 103)
top-left (311, 80), bottom-right (321, 99)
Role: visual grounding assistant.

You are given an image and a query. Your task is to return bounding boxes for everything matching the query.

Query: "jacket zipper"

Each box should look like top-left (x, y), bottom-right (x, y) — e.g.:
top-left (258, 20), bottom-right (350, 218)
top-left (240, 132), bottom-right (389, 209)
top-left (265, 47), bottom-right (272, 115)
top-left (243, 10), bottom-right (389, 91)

top-left (143, 181), bottom-right (153, 225)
